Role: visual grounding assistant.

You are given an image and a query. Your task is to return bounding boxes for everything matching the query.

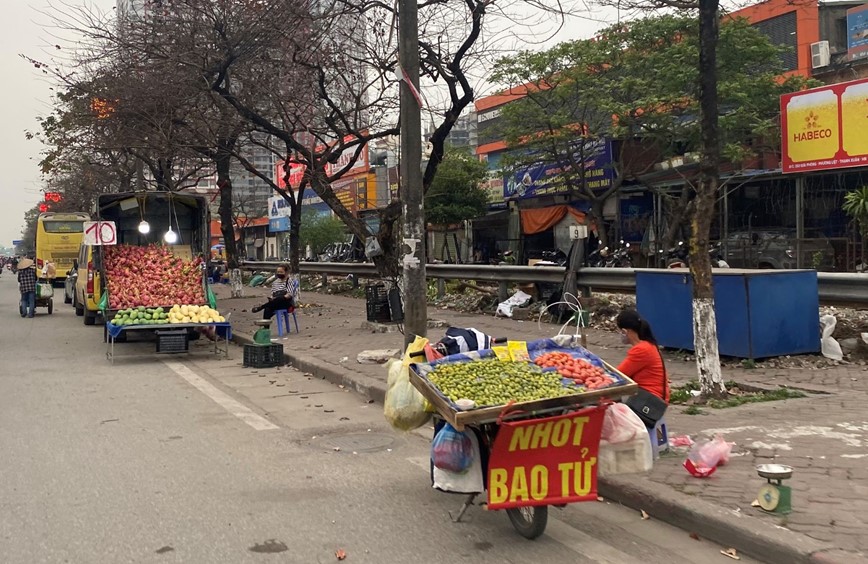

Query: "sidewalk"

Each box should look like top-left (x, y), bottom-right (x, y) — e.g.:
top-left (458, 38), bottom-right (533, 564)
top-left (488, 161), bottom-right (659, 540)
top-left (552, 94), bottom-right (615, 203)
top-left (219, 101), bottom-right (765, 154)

top-left (215, 284), bottom-right (868, 563)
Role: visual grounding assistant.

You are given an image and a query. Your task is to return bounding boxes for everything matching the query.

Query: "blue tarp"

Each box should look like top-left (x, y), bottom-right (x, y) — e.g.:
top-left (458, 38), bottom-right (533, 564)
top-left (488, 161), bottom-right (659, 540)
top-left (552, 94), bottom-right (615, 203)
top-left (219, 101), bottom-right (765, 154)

top-left (105, 321), bottom-right (232, 340)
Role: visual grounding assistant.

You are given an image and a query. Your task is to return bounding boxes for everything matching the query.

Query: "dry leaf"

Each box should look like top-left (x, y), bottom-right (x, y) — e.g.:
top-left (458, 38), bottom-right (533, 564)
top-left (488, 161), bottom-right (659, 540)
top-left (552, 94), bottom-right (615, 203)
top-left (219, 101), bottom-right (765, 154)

top-left (335, 548), bottom-right (347, 560)
top-left (689, 532), bottom-right (700, 541)
top-left (720, 548), bottom-right (740, 560)
top-left (640, 510), bottom-right (650, 520)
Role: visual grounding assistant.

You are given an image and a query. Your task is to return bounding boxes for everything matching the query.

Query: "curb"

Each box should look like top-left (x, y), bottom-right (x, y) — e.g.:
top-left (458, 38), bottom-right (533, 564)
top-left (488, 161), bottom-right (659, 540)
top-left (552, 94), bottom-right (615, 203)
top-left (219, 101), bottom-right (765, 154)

top-left (232, 331), bottom-right (388, 405)
top-left (597, 476), bottom-right (842, 564)
top-left (230, 331), bottom-right (854, 564)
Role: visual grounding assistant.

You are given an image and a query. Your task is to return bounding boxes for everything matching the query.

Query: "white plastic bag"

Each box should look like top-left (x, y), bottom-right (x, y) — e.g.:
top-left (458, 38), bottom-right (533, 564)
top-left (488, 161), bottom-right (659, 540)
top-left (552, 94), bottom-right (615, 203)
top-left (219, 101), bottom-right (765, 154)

top-left (820, 314), bottom-right (843, 361)
top-left (433, 430), bottom-right (485, 493)
top-left (384, 359), bottom-right (429, 431)
top-left (495, 290), bottom-right (531, 318)
top-left (601, 403), bottom-right (646, 444)
top-left (598, 432), bottom-right (653, 476)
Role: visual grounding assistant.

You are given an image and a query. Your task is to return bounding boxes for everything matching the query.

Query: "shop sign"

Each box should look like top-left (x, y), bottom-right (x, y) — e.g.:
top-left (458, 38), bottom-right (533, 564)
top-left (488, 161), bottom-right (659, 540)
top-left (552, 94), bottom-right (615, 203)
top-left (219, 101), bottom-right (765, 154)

top-left (487, 405), bottom-right (605, 510)
top-left (504, 139), bottom-right (614, 200)
top-left (268, 196), bottom-right (291, 232)
top-left (781, 77), bottom-right (868, 173)
top-left (300, 188), bottom-right (332, 216)
top-left (326, 140), bottom-right (369, 177)
top-left (274, 160), bottom-right (305, 190)
top-left (848, 4), bottom-right (868, 62)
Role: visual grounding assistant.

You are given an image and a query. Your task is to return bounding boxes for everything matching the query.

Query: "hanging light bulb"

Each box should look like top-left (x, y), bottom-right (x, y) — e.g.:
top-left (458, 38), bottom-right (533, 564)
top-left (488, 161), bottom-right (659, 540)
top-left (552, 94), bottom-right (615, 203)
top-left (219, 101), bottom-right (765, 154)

top-left (138, 220), bottom-right (151, 234)
top-left (164, 228), bottom-right (178, 244)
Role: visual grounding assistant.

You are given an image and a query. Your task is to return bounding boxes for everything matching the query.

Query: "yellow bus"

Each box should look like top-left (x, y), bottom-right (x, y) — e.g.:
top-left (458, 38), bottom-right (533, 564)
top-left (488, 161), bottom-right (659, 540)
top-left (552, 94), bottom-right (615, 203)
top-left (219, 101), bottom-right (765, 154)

top-left (35, 212), bottom-right (89, 283)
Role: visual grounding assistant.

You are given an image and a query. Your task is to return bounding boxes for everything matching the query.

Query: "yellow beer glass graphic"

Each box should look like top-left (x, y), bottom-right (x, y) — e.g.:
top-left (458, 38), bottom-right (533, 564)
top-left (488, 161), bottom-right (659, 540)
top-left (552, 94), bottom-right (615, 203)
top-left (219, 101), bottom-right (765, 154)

top-left (841, 82), bottom-right (868, 157)
top-left (785, 90), bottom-right (839, 163)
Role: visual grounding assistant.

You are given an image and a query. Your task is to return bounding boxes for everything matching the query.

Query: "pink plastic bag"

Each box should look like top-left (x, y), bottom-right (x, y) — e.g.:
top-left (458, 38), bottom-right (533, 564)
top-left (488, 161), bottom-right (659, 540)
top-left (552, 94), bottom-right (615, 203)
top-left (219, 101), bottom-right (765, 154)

top-left (688, 435), bottom-right (733, 468)
top-left (601, 403), bottom-right (646, 444)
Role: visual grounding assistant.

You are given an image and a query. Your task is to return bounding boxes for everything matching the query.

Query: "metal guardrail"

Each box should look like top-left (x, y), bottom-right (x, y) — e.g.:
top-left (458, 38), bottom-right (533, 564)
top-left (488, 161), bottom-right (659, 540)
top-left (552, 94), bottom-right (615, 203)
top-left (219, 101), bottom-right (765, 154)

top-left (239, 261), bottom-right (868, 304)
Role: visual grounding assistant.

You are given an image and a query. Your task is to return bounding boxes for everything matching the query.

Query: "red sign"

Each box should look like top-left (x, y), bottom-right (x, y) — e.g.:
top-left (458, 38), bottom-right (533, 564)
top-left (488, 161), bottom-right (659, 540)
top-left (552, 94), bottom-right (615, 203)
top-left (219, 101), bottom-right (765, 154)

top-left (487, 405), bottom-right (607, 510)
top-left (781, 78), bottom-right (868, 173)
top-left (274, 160), bottom-right (306, 190)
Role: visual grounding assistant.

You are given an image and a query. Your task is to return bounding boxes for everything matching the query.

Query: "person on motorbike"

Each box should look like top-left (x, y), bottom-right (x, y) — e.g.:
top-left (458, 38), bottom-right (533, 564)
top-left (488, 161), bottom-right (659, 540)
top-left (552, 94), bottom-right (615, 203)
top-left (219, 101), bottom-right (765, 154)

top-left (616, 310), bottom-right (669, 403)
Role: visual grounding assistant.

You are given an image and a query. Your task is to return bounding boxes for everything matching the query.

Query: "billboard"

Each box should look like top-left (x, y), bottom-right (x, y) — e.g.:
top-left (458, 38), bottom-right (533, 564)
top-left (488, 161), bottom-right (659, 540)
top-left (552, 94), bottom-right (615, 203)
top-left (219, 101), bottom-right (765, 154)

top-left (503, 139), bottom-right (614, 200)
top-left (848, 4), bottom-right (868, 62)
top-left (268, 195), bottom-right (291, 232)
top-left (781, 77), bottom-right (868, 173)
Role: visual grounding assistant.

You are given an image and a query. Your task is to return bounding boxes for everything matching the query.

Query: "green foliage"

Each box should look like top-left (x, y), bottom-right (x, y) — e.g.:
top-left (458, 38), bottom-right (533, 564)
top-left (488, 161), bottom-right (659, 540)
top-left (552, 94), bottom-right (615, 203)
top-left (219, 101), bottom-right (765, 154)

top-left (683, 406), bottom-right (704, 415)
top-left (843, 186), bottom-right (868, 240)
top-left (491, 14), bottom-right (816, 195)
top-left (299, 210), bottom-right (346, 255)
top-left (424, 147), bottom-right (490, 226)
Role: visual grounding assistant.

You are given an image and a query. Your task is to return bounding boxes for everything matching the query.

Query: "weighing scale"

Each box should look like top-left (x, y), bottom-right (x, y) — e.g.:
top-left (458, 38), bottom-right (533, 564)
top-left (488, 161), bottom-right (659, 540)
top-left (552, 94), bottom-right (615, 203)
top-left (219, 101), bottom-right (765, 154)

top-left (756, 464), bottom-right (793, 514)
top-left (253, 319), bottom-right (272, 344)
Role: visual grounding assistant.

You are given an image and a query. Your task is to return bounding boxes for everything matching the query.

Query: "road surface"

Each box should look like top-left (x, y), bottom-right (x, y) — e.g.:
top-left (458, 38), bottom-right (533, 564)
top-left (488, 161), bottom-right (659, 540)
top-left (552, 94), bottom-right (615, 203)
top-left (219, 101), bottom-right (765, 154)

top-left (0, 275), bottom-right (757, 563)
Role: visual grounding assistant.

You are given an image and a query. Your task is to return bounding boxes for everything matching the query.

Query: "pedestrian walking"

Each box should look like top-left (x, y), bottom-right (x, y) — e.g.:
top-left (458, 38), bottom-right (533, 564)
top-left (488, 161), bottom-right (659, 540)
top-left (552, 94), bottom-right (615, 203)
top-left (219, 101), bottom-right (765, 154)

top-left (251, 264), bottom-right (298, 320)
top-left (17, 258), bottom-right (37, 318)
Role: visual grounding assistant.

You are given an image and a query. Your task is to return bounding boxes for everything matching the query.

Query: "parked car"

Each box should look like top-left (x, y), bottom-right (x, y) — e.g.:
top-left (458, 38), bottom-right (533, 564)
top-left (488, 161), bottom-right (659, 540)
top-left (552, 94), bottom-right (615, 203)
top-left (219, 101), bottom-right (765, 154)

top-left (63, 262), bottom-right (78, 304)
top-left (722, 229), bottom-right (835, 270)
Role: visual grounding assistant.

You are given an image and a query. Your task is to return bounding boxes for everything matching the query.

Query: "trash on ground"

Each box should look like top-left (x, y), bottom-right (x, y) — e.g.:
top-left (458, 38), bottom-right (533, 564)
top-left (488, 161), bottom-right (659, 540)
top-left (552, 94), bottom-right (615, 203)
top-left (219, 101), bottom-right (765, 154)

top-left (720, 548), bottom-right (740, 560)
top-left (335, 548), bottom-right (347, 560)
top-left (495, 290), bottom-right (532, 318)
top-left (640, 510), bottom-right (650, 520)
top-left (670, 435), bottom-right (695, 447)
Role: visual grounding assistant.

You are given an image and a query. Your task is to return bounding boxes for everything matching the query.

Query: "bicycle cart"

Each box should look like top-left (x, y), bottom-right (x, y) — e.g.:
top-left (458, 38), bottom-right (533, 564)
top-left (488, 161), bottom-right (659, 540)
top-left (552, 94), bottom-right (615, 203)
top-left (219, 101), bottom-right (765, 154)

top-left (408, 334), bottom-right (638, 539)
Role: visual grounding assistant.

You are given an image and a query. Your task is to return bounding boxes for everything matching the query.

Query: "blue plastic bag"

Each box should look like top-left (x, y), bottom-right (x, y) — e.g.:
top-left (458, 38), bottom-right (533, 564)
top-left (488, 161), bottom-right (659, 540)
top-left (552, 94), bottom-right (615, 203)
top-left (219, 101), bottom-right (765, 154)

top-left (431, 424), bottom-right (473, 473)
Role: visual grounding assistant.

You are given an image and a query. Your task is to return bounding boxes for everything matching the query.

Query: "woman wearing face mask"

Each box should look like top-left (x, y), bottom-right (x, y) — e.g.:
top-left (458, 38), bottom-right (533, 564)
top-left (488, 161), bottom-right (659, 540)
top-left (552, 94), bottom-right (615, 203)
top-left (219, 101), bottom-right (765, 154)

top-left (251, 264), bottom-right (297, 320)
top-left (616, 309), bottom-right (669, 403)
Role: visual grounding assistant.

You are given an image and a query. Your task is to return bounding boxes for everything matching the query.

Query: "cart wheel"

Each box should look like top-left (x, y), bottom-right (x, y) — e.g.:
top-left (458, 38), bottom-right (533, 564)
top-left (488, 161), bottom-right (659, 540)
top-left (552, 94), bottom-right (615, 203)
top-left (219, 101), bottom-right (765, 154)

top-left (506, 506), bottom-right (548, 539)
top-left (48, 299), bottom-right (54, 315)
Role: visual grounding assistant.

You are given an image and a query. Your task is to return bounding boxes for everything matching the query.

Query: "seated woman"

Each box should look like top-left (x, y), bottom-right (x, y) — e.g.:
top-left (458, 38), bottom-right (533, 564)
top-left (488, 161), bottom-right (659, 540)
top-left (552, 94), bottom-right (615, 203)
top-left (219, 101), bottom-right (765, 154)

top-left (251, 264), bottom-right (297, 320)
top-left (616, 309), bottom-right (669, 403)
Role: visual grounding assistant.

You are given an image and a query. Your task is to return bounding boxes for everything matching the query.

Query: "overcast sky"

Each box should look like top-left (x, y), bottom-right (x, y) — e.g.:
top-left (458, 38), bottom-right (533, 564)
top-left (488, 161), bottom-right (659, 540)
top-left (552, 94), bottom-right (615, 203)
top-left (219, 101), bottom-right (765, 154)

top-left (0, 0), bottom-right (611, 249)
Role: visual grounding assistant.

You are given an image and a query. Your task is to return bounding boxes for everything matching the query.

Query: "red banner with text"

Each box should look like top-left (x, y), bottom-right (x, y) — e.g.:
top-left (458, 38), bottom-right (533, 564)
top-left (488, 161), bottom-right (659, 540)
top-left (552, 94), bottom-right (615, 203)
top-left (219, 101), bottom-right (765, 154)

top-left (487, 405), bottom-right (607, 510)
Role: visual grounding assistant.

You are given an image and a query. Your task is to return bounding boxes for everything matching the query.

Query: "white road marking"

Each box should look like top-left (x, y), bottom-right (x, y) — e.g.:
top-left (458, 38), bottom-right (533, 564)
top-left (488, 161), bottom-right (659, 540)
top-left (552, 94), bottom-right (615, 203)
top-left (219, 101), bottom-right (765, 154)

top-left (405, 456), bottom-right (641, 563)
top-left (164, 361), bottom-right (279, 431)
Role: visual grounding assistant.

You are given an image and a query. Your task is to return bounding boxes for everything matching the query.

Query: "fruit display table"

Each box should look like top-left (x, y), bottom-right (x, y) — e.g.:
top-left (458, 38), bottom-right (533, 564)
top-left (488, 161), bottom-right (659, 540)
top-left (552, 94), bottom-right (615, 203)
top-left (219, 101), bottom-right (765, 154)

top-left (104, 321), bottom-right (232, 364)
top-left (409, 337), bottom-right (637, 431)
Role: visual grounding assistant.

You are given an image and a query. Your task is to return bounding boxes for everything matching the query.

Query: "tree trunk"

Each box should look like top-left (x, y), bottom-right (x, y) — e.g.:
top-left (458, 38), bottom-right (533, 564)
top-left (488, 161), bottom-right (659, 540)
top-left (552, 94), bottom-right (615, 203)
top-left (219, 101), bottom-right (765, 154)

top-left (288, 203), bottom-right (301, 274)
top-left (591, 199), bottom-right (609, 249)
top-left (692, 0), bottom-right (726, 400)
top-left (216, 141), bottom-right (243, 298)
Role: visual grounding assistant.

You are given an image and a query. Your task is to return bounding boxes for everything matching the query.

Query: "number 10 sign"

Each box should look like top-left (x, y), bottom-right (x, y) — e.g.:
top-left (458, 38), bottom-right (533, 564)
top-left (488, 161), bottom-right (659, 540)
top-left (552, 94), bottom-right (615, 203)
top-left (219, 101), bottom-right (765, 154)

top-left (83, 221), bottom-right (117, 246)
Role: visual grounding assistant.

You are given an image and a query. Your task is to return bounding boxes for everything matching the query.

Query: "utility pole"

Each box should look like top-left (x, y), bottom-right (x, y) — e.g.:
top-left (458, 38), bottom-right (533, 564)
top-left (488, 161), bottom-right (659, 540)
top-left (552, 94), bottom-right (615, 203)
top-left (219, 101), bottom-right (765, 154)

top-left (398, 0), bottom-right (427, 346)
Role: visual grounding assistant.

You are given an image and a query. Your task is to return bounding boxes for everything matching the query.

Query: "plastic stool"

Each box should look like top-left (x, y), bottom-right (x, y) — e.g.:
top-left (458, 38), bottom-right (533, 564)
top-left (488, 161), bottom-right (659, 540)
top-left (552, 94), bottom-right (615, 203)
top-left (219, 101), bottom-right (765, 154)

top-left (648, 417), bottom-right (670, 461)
top-left (274, 308), bottom-right (299, 337)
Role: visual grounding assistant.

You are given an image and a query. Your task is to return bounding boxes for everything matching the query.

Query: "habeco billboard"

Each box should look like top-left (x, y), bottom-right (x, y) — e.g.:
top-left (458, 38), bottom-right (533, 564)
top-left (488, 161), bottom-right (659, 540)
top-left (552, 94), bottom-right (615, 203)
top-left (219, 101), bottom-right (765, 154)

top-left (781, 77), bottom-right (868, 173)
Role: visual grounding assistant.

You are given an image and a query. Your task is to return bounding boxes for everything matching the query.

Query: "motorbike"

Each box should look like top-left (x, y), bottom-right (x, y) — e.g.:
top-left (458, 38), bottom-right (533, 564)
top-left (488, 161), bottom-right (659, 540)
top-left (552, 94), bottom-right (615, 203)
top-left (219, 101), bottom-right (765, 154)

top-left (608, 240), bottom-right (633, 268)
top-left (587, 240), bottom-right (632, 268)
top-left (664, 241), bottom-right (729, 268)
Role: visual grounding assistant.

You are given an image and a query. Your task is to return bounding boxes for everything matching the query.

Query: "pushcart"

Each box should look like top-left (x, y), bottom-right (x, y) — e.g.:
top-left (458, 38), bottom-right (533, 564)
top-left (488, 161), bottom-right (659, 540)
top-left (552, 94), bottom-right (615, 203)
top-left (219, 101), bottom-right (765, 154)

top-left (21, 278), bottom-right (54, 316)
top-left (409, 333), bottom-right (638, 539)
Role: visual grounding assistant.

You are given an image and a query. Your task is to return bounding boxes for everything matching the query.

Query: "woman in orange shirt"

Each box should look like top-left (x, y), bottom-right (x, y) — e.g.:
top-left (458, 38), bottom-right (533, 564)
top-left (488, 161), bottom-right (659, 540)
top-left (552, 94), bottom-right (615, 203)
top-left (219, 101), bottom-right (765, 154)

top-left (616, 310), bottom-right (669, 403)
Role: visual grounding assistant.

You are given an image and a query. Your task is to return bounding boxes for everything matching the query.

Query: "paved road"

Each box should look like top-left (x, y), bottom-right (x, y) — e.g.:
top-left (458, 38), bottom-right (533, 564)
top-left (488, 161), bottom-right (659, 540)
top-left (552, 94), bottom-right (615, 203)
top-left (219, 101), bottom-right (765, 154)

top-left (0, 276), bottom-right (758, 563)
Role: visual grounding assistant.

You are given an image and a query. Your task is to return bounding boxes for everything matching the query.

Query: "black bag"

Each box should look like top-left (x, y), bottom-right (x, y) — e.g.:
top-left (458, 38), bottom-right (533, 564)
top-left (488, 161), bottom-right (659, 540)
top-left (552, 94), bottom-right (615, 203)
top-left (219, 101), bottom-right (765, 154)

top-left (626, 388), bottom-right (668, 427)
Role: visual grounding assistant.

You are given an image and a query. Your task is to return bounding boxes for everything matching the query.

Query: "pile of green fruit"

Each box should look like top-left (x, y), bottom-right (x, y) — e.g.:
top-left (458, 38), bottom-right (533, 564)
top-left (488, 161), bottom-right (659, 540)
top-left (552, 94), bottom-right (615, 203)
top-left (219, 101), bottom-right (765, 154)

top-left (110, 306), bottom-right (169, 326)
top-left (428, 359), bottom-right (578, 407)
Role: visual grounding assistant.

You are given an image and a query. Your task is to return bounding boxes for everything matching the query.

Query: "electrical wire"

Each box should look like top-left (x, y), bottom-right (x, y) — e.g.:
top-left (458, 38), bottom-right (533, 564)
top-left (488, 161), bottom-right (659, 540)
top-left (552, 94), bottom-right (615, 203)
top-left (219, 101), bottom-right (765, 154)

top-left (536, 291), bottom-right (588, 339)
